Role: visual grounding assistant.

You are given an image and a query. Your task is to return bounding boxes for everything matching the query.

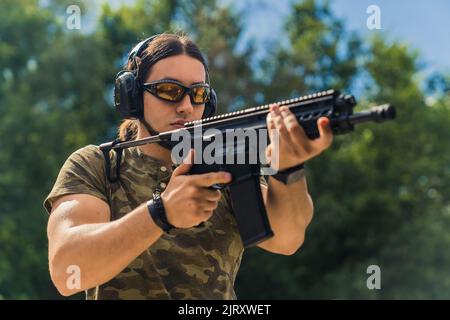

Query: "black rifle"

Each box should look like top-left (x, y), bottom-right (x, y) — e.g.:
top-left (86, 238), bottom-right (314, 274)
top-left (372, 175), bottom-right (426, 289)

top-left (100, 89), bottom-right (396, 247)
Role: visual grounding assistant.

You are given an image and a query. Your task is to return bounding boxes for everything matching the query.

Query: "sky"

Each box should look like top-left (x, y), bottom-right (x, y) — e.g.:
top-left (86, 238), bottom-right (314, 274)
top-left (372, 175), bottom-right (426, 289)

top-left (332, 0), bottom-right (450, 74)
top-left (238, 0), bottom-right (450, 76)
top-left (85, 0), bottom-right (450, 76)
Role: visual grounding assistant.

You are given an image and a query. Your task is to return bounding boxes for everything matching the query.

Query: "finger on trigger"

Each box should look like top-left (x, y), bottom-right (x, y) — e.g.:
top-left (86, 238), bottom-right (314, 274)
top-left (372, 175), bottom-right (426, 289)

top-left (195, 171), bottom-right (232, 187)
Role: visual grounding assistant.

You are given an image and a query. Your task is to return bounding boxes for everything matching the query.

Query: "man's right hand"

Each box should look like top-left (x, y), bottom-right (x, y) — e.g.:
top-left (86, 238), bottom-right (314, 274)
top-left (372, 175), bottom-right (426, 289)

top-left (160, 149), bottom-right (232, 229)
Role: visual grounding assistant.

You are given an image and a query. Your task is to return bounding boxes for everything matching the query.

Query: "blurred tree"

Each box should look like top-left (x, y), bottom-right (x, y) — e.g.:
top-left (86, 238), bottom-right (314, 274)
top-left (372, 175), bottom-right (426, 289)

top-left (0, 0), bottom-right (119, 299)
top-left (236, 2), bottom-right (450, 297)
top-left (256, 0), bottom-right (362, 103)
top-left (0, 0), bottom-right (65, 299)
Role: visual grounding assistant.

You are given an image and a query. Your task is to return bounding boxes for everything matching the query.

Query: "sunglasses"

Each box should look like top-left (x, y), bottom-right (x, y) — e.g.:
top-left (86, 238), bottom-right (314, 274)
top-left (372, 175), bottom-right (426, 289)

top-left (142, 79), bottom-right (211, 105)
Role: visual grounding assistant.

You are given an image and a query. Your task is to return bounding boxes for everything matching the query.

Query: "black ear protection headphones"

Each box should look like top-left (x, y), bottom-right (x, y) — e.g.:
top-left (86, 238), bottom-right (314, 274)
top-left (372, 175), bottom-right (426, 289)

top-left (114, 35), bottom-right (217, 120)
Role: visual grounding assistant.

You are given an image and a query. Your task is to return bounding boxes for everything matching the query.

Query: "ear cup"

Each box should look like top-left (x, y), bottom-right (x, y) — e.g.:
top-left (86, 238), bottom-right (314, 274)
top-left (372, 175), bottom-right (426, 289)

top-left (202, 88), bottom-right (217, 119)
top-left (114, 70), bottom-right (144, 119)
top-left (114, 36), bottom-right (158, 119)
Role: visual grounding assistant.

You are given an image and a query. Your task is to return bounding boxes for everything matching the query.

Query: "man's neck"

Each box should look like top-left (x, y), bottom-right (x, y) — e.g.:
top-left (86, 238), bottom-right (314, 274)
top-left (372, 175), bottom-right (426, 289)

top-left (136, 126), bottom-right (173, 168)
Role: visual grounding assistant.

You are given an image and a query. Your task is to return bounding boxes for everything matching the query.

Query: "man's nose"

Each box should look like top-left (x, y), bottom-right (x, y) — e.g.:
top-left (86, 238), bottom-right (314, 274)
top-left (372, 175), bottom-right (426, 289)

top-left (176, 94), bottom-right (194, 114)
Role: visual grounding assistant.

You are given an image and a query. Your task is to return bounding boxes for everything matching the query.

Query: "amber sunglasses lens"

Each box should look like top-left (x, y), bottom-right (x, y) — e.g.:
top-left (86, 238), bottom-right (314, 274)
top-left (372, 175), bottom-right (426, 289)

top-left (191, 86), bottom-right (211, 104)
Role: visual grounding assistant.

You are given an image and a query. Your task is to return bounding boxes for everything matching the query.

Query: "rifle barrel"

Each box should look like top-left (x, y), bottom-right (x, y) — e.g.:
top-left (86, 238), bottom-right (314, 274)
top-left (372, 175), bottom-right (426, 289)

top-left (348, 104), bottom-right (396, 124)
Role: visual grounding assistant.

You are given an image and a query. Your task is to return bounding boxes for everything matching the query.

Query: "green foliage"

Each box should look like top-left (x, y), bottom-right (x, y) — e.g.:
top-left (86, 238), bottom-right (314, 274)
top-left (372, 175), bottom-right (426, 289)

top-left (0, 0), bottom-right (448, 299)
top-left (257, 0), bottom-right (362, 103)
top-left (237, 6), bottom-right (450, 298)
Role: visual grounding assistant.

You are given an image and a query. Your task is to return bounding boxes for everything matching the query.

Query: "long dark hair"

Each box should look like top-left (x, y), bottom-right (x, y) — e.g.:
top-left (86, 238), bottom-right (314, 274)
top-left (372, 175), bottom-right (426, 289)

top-left (118, 33), bottom-right (209, 141)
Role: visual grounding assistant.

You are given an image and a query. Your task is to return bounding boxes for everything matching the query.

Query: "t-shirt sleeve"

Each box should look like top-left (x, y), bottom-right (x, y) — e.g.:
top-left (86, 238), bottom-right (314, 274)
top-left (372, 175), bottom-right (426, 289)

top-left (43, 144), bottom-right (108, 214)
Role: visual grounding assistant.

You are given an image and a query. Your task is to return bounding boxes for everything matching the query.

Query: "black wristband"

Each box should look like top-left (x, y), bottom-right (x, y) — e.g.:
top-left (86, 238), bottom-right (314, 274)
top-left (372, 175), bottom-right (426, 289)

top-left (279, 162), bottom-right (305, 173)
top-left (147, 192), bottom-right (176, 233)
top-left (271, 162), bottom-right (305, 184)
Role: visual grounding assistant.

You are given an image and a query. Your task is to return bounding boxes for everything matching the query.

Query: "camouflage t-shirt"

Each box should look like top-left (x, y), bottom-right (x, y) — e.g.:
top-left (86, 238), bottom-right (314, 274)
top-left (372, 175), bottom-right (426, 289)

top-left (44, 144), bottom-right (246, 300)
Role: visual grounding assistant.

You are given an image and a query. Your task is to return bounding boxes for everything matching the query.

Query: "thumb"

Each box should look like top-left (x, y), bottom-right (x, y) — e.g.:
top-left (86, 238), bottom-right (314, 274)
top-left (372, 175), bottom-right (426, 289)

top-left (173, 149), bottom-right (194, 176)
top-left (316, 117), bottom-right (333, 147)
top-left (317, 117), bottom-right (332, 136)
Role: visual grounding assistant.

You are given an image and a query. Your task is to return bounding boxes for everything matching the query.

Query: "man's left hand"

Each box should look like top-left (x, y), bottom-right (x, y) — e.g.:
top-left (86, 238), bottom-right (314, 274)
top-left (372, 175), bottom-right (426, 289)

top-left (266, 103), bottom-right (334, 171)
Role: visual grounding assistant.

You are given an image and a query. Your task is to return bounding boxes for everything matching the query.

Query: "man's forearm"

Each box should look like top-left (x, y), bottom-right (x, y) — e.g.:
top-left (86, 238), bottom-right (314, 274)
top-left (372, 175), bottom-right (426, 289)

top-left (259, 175), bottom-right (313, 254)
top-left (51, 203), bottom-right (163, 296)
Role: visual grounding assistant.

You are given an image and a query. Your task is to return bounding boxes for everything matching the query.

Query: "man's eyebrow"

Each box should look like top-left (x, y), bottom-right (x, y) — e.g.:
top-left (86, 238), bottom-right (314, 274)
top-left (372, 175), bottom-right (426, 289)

top-left (161, 77), bottom-right (205, 85)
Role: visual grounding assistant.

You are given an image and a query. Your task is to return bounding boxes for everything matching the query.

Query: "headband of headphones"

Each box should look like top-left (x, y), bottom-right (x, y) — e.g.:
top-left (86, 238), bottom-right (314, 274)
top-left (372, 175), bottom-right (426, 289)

top-left (114, 34), bottom-right (217, 119)
top-left (127, 35), bottom-right (157, 69)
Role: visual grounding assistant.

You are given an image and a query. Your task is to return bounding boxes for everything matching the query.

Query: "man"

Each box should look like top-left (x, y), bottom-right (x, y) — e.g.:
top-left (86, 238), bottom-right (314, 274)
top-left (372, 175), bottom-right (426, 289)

top-left (44, 33), bottom-right (333, 299)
